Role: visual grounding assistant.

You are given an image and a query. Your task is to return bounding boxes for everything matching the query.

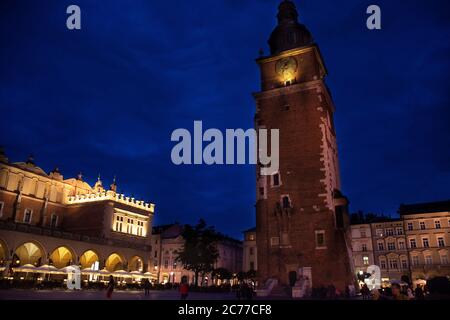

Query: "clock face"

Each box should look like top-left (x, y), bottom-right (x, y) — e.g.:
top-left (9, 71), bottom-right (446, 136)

top-left (275, 57), bottom-right (298, 80)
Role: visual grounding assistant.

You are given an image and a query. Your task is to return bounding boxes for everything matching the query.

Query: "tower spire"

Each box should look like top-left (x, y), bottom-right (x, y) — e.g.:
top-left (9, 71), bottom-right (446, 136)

top-left (268, 0), bottom-right (313, 55)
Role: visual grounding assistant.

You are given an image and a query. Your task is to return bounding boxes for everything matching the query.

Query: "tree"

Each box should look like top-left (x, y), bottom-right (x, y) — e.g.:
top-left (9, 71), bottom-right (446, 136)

top-left (175, 219), bottom-right (220, 287)
top-left (212, 267), bottom-right (232, 284)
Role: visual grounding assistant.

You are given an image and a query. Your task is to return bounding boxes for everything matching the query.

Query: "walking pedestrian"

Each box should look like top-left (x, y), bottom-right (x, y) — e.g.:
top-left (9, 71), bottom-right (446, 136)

top-left (106, 275), bottom-right (115, 299)
top-left (180, 277), bottom-right (189, 300)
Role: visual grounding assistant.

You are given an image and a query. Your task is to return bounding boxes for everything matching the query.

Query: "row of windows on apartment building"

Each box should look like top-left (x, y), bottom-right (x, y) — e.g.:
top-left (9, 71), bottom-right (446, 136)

top-left (358, 220), bottom-right (450, 238)
top-left (374, 220), bottom-right (450, 236)
top-left (358, 253), bottom-right (449, 269)
top-left (406, 220), bottom-right (450, 230)
top-left (0, 204), bottom-right (59, 228)
top-left (358, 235), bottom-right (447, 252)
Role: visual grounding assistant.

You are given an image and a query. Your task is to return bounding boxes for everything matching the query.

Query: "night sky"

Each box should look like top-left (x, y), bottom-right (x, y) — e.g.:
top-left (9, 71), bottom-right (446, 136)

top-left (1, 0), bottom-right (449, 239)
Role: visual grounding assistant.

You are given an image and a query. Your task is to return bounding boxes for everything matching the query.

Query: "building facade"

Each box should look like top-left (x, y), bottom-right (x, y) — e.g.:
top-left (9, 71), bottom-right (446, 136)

top-left (350, 200), bottom-right (450, 286)
top-left (242, 227), bottom-right (257, 273)
top-left (370, 219), bottom-right (409, 283)
top-left (400, 201), bottom-right (450, 281)
top-left (0, 150), bottom-right (155, 280)
top-left (350, 224), bottom-right (374, 276)
top-left (152, 224), bottom-right (243, 285)
top-left (254, 0), bottom-right (353, 289)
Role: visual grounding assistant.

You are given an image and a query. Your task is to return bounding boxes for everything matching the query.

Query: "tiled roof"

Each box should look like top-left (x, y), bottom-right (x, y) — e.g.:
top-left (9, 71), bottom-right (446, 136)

top-left (399, 200), bottom-right (450, 215)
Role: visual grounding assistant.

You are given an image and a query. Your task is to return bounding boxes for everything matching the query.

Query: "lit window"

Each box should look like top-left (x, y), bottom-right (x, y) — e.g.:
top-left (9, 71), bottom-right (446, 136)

top-left (136, 221), bottom-right (144, 236)
top-left (127, 218), bottom-right (134, 234)
top-left (422, 238), bottom-right (429, 248)
top-left (363, 256), bottom-right (369, 265)
top-left (115, 215), bottom-right (123, 232)
top-left (23, 209), bottom-right (32, 224)
top-left (438, 237), bottom-right (445, 248)
top-left (420, 221), bottom-right (426, 230)
top-left (435, 220), bottom-right (441, 229)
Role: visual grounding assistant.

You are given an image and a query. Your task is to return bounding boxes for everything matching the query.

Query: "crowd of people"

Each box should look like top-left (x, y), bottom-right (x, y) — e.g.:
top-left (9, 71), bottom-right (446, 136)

top-left (360, 283), bottom-right (427, 300)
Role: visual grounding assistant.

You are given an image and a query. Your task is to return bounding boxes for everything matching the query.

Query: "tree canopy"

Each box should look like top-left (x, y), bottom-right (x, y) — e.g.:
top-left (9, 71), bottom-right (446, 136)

top-left (175, 219), bottom-right (220, 286)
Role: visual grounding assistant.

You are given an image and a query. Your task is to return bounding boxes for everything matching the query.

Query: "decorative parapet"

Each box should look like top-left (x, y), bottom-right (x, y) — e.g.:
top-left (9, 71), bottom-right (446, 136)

top-left (67, 191), bottom-right (155, 213)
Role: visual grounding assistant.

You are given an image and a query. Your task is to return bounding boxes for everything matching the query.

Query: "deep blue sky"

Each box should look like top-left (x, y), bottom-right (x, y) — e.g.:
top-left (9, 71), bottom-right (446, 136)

top-left (1, 1), bottom-right (449, 239)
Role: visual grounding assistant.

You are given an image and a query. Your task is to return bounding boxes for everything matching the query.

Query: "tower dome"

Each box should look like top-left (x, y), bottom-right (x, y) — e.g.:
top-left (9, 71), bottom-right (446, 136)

top-left (268, 0), bottom-right (313, 55)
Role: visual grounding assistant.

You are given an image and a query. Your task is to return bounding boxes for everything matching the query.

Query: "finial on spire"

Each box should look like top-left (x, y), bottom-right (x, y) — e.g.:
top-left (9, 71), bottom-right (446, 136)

top-left (77, 172), bottom-right (83, 181)
top-left (94, 173), bottom-right (104, 192)
top-left (110, 175), bottom-right (117, 192)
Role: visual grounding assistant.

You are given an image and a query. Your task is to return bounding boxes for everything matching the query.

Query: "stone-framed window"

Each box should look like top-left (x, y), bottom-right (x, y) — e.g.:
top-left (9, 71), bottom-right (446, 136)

top-left (23, 208), bottom-right (33, 224)
top-left (271, 172), bottom-right (281, 187)
top-left (50, 213), bottom-right (58, 228)
top-left (363, 256), bottom-right (369, 265)
top-left (419, 221), bottom-right (426, 230)
top-left (315, 230), bottom-right (326, 249)
top-left (437, 236), bottom-right (445, 248)
top-left (270, 237), bottom-right (280, 247)
top-left (377, 241), bottom-right (384, 251)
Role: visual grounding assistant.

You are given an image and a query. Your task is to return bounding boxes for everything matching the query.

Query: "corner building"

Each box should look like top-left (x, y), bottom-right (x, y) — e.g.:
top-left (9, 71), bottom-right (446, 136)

top-left (254, 1), bottom-right (354, 290)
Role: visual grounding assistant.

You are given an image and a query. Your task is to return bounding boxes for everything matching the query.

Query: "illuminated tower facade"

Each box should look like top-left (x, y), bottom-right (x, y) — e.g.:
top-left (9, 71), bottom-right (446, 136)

top-left (254, 1), bottom-right (354, 291)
